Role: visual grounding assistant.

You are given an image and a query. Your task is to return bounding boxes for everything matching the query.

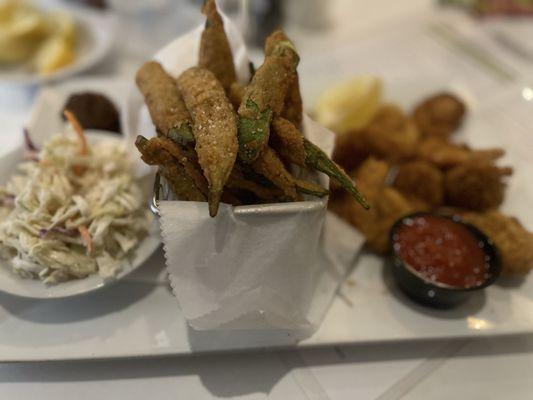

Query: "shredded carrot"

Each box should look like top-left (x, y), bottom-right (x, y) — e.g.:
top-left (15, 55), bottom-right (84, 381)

top-left (63, 110), bottom-right (88, 155)
top-left (78, 225), bottom-right (93, 255)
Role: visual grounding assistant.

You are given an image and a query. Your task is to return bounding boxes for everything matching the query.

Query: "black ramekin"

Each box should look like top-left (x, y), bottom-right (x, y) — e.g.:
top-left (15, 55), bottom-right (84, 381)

top-left (389, 212), bottom-right (502, 309)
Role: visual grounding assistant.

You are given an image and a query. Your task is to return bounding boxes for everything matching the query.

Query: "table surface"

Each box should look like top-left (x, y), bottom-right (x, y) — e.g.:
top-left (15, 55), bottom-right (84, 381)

top-left (2, 0), bottom-right (533, 399)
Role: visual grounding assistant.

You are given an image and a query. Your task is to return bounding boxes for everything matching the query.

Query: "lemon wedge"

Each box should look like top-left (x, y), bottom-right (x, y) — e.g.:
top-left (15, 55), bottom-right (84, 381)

top-left (315, 76), bottom-right (383, 134)
top-left (33, 35), bottom-right (75, 74)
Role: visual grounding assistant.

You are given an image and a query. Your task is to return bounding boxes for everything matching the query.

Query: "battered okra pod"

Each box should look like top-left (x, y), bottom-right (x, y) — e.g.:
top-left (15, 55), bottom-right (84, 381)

top-left (272, 117), bottom-right (367, 208)
top-left (145, 136), bottom-right (208, 196)
top-left (251, 147), bottom-right (328, 200)
top-left (135, 61), bottom-right (193, 143)
top-left (177, 67), bottom-right (238, 217)
top-left (228, 82), bottom-right (245, 110)
top-left (271, 117), bottom-right (306, 166)
top-left (265, 30), bottom-right (303, 130)
top-left (135, 136), bottom-right (205, 201)
top-left (294, 179), bottom-right (329, 198)
top-left (238, 35), bottom-right (299, 162)
top-left (198, 0), bottom-right (237, 91)
top-left (303, 139), bottom-right (369, 209)
top-left (251, 147), bottom-right (301, 201)
top-left (227, 164), bottom-right (284, 202)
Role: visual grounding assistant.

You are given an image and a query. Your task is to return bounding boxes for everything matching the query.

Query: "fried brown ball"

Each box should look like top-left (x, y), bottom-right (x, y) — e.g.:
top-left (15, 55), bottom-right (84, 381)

top-left (444, 161), bottom-right (512, 211)
top-left (369, 103), bottom-right (406, 132)
top-left (62, 92), bottom-right (121, 133)
top-left (413, 92), bottom-right (466, 138)
top-left (332, 129), bottom-right (369, 173)
top-left (393, 160), bottom-right (444, 208)
top-left (418, 137), bottom-right (505, 170)
top-left (462, 210), bottom-right (533, 275)
top-left (332, 104), bottom-right (421, 171)
top-left (362, 104), bottom-right (420, 163)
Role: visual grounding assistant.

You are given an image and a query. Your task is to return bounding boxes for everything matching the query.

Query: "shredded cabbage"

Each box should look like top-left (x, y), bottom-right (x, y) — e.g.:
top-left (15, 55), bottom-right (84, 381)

top-left (0, 129), bottom-right (151, 284)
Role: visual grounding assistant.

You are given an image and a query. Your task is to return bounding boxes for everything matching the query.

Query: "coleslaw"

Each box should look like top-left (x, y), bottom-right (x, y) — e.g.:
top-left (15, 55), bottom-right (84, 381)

top-left (0, 126), bottom-right (151, 284)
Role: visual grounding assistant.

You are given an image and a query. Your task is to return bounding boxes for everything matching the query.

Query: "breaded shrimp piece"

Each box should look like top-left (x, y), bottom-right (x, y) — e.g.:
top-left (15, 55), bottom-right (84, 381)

top-left (361, 104), bottom-right (420, 162)
top-left (462, 210), bottom-right (533, 275)
top-left (418, 137), bottom-right (504, 169)
top-left (444, 161), bottom-right (512, 210)
top-left (393, 160), bottom-right (444, 208)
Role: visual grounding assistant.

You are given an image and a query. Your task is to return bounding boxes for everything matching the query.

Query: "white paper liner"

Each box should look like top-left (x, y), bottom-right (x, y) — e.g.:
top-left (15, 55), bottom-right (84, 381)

top-left (142, 4), bottom-right (365, 330)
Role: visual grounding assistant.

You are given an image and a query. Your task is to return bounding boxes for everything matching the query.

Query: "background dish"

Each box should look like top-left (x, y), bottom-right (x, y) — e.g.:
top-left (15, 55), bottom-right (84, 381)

top-left (0, 4), bottom-right (116, 87)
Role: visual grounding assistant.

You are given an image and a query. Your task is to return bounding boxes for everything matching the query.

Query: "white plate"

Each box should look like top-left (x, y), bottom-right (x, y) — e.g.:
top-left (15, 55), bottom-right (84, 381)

top-left (0, 78), bottom-right (532, 361)
top-left (0, 134), bottom-right (161, 299)
top-left (0, 4), bottom-right (116, 87)
top-left (0, 78), bottom-right (161, 299)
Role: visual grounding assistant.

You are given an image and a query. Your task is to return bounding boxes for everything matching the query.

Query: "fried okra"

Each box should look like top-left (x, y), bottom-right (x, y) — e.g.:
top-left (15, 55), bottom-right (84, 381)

top-left (198, 0), bottom-right (237, 91)
top-left (177, 67), bottom-right (238, 217)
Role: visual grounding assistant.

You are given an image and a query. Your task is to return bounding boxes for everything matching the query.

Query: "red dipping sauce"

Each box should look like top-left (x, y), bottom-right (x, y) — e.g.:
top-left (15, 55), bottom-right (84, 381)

top-left (392, 215), bottom-right (490, 288)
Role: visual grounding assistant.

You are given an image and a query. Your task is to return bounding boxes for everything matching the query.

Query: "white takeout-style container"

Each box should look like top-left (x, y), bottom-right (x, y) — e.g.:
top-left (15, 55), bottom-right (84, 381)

top-left (125, 5), bottom-right (364, 331)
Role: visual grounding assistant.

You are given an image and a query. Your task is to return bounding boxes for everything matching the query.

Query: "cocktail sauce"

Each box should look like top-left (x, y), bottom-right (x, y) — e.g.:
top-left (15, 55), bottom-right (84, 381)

top-left (392, 215), bottom-right (490, 288)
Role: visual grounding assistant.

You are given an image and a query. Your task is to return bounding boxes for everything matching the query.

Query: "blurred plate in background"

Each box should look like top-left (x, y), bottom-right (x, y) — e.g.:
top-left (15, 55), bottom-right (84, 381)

top-left (0, 4), bottom-right (116, 87)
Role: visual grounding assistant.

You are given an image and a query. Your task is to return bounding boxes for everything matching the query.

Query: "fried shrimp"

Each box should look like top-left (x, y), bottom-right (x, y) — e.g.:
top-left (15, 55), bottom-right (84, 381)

top-left (393, 160), bottom-right (444, 208)
top-left (444, 161), bottom-right (512, 211)
top-left (418, 137), bottom-right (504, 169)
top-left (362, 104), bottom-right (420, 162)
top-left (462, 210), bottom-right (533, 275)
top-left (198, 0), bottom-right (236, 91)
top-left (135, 61), bottom-right (193, 141)
top-left (238, 34), bottom-right (299, 162)
top-left (413, 92), bottom-right (466, 138)
top-left (177, 67), bottom-right (238, 216)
